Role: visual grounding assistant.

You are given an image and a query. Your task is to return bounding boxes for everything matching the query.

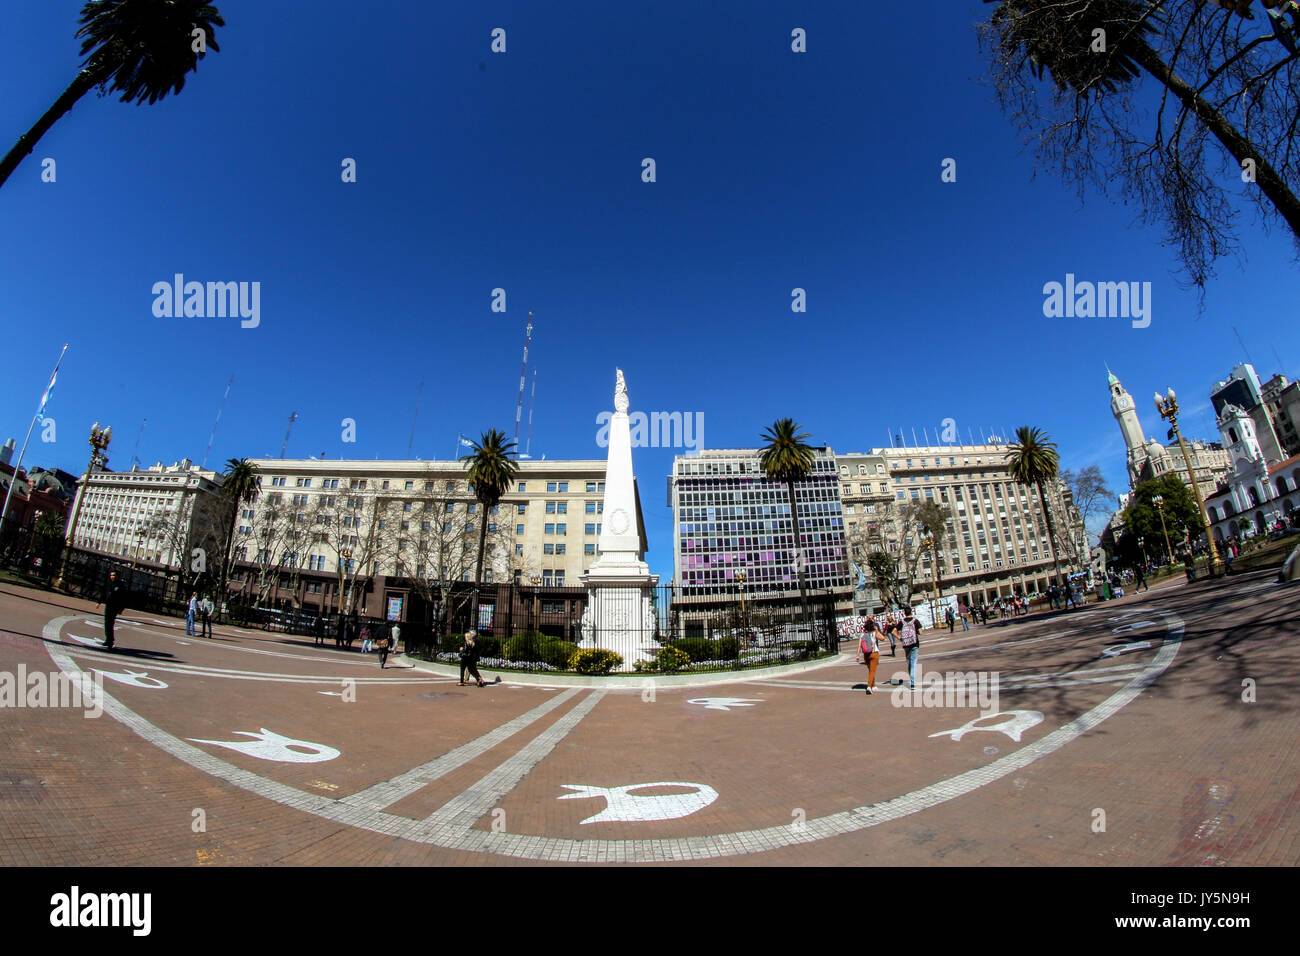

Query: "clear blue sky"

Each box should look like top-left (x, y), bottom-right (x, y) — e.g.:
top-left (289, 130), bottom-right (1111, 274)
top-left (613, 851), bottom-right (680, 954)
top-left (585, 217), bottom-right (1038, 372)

top-left (3, 1), bottom-right (1299, 584)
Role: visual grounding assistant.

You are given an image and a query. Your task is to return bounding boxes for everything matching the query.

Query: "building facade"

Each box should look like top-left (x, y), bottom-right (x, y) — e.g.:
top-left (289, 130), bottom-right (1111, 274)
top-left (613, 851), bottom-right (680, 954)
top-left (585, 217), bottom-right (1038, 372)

top-left (840, 443), bottom-right (1087, 612)
top-left (64, 459), bottom-right (226, 569)
top-left (668, 448), bottom-right (852, 618)
top-left (233, 457), bottom-right (626, 629)
top-left (1109, 368), bottom-right (1230, 498)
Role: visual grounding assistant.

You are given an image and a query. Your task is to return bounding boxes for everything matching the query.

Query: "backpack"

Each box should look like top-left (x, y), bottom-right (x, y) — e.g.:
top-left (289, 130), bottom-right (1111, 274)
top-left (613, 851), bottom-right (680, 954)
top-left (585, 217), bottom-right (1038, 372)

top-left (900, 619), bottom-right (919, 648)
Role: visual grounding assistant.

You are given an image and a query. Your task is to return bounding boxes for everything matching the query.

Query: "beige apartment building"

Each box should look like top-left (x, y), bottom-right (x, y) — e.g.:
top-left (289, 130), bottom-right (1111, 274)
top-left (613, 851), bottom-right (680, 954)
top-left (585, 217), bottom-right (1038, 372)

top-left (838, 444), bottom-right (1088, 611)
top-left (234, 457), bottom-right (634, 628)
top-left (64, 459), bottom-right (226, 569)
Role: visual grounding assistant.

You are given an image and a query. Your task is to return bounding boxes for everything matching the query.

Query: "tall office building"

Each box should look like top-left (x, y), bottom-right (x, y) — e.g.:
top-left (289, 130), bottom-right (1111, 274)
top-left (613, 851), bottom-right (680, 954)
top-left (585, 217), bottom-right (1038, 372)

top-left (667, 448), bottom-right (851, 618)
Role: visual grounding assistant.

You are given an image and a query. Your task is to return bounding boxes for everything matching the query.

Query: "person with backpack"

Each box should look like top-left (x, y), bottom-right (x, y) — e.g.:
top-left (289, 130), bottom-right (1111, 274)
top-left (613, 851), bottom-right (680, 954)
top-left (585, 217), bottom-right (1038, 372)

top-left (888, 606), bottom-right (923, 688)
top-left (856, 618), bottom-right (883, 694)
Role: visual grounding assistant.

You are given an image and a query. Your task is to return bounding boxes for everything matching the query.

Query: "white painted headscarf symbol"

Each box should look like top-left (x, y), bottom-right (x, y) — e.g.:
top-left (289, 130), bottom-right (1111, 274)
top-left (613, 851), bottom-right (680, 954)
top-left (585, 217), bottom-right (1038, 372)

top-left (686, 698), bottom-right (762, 711)
top-left (559, 782), bottom-right (719, 824)
top-left (92, 668), bottom-right (167, 689)
top-left (187, 729), bottom-right (340, 763)
top-left (1101, 640), bottom-right (1153, 657)
top-left (929, 710), bottom-right (1044, 742)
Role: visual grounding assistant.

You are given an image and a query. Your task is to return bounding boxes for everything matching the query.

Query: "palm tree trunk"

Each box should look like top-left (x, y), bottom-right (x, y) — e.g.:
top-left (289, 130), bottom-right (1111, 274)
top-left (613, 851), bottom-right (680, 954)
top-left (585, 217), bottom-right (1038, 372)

top-left (1036, 482), bottom-right (1066, 591)
top-left (470, 511), bottom-right (489, 633)
top-left (218, 504), bottom-right (237, 622)
top-left (1129, 38), bottom-right (1300, 239)
top-left (0, 73), bottom-right (96, 189)
top-left (787, 478), bottom-right (809, 628)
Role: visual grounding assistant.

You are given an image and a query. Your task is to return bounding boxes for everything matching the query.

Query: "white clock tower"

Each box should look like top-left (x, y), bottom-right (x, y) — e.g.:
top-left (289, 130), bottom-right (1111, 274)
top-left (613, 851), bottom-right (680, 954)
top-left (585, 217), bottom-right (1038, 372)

top-left (1109, 367), bottom-right (1150, 486)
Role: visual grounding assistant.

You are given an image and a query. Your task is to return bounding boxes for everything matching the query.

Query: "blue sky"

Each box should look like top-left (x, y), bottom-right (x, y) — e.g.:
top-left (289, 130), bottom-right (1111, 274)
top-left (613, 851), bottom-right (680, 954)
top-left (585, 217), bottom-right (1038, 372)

top-left (3, 0), bottom-right (1299, 584)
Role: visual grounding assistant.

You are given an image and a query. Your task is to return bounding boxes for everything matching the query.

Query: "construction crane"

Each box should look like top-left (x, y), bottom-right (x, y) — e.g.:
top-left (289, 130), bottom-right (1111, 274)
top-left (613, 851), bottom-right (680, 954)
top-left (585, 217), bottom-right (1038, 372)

top-left (281, 412), bottom-right (298, 459)
top-left (130, 418), bottom-right (146, 469)
top-left (202, 376), bottom-right (233, 469)
top-left (524, 369), bottom-right (537, 458)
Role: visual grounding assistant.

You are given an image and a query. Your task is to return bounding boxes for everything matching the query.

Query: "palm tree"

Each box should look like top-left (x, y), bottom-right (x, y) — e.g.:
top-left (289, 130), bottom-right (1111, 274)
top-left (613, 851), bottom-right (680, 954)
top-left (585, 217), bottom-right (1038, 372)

top-left (217, 457), bottom-right (259, 621)
top-left (1007, 426), bottom-right (1068, 595)
top-left (461, 430), bottom-right (519, 633)
top-left (0, 0), bottom-right (225, 189)
top-left (759, 418), bottom-right (816, 628)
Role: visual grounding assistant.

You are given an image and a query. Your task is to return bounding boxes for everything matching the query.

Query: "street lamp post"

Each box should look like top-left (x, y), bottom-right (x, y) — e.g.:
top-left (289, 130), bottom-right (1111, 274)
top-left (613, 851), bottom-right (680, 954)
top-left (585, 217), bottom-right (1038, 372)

top-left (55, 422), bottom-right (112, 589)
top-left (531, 574), bottom-right (541, 633)
top-left (735, 569), bottom-right (748, 647)
top-left (1152, 495), bottom-right (1173, 566)
top-left (1154, 388), bottom-right (1223, 575)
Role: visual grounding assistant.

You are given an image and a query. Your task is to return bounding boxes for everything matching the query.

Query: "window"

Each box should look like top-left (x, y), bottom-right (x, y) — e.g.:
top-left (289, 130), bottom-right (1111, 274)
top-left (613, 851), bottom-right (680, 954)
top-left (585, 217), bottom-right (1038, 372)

top-left (545, 523), bottom-right (555, 534)
top-left (446, 481), bottom-right (457, 491)
top-left (544, 543), bottom-right (555, 555)
top-left (555, 571), bottom-right (565, 586)
top-left (586, 481), bottom-right (597, 492)
top-left (546, 501), bottom-right (556, 514)
top-left (585, 523), bottom-right (596, 535)
top-left (584, 544), bottom-right (595, 555)
top-left (516, 524), bottom-right (525, 535)
top-left (557, 523), bottom-right (566, 535)
top-left (558, 482), bottom-right (568, 492)
top-left (380, 480), bottom-right (389, 489)
top-left (515, 545), bottom-right (524, 556)
top-left (547, 482), bottom-right (557, 493)
top-left (403, 480), bottom-right (413, 490)
top-left (543, 570), bottom-right (553, 586)
top-left (445, 502), bottom-right (455, 513)
top-left (556, 544), bottom-right (566, 555)
top-left (402, 502), bottom-right (412, 512)
top-left (517, 503), bottom-right (527, 514)
top-left (518, 482), bottom-right (527, 493)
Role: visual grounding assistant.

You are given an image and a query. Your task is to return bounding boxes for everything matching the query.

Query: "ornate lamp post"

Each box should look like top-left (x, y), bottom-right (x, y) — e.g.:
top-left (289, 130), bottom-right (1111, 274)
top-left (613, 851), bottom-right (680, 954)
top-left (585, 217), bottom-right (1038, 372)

top-left (531, 574), bottom-right (541, 632)
top-left (131, 524), bottom-right (147, 569)
top-left (55, 422), bottom-right (112, 588)
top-left (921, 532), bottom-right (941, 627)
top-left (735, 569), bottom-right (748, 646)
top-left (1151, 495), bottom-right (1173, 566)
top-left (1154, 388), bottom-right (1222, 575)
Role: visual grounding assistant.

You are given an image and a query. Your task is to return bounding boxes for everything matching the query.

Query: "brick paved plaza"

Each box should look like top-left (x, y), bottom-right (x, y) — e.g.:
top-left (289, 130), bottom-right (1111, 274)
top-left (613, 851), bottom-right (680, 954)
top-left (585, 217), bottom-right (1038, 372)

top-left (1, 569), bottom-right (1296, 867)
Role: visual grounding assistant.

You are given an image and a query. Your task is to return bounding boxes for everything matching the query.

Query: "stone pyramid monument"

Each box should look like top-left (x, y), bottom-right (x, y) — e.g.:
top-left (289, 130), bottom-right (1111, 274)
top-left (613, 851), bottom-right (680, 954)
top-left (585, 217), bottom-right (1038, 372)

top-left (579, 369), bottom-right (660, 669)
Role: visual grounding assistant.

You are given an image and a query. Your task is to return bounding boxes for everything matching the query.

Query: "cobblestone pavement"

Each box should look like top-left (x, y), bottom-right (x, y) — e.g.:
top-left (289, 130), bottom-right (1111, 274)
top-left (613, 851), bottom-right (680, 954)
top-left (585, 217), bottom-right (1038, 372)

top-left (0, 570), bottom-right (1295, 866)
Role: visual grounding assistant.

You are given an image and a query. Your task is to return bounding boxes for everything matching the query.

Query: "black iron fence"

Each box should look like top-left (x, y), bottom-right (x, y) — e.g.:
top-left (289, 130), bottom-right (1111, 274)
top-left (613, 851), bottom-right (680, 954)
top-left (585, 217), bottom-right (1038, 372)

top-left (0, 532), bottom-right (846, 674)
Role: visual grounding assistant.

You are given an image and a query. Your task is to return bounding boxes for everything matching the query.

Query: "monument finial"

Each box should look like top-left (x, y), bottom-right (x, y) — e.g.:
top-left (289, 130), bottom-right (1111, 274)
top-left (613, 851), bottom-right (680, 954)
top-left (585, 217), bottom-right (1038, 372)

top-left (614, 368), bottom-right (629, 413)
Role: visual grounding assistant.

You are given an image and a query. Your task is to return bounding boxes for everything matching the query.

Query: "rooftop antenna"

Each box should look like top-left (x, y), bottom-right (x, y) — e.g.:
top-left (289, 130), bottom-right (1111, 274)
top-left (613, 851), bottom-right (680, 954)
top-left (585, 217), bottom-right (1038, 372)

top-left (280, 411), bottom-right (298, 459)
top-left (524, 369), bottom-right (537, 457)
top-left (130, 418), bottom-right (147, 469)
top-left (202, 376), bottom-right (233, 469)
top-left (514, 311), bottom-right (534, 448)
top-left (407, 380), bottom-right (423, 458)
top-left (1232, 326), bottom-right (1256, 368)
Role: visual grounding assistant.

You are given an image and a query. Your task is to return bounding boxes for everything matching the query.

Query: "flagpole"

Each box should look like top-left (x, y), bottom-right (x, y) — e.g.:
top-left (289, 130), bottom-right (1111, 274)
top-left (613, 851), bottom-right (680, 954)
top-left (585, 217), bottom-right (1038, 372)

top-left (0, 344), bottom-right (67, 538)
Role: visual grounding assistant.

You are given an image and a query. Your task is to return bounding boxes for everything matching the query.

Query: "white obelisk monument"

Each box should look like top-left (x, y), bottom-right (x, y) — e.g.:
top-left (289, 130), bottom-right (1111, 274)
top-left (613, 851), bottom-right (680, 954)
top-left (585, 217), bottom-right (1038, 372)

top-left (580, 369), bottom-right (660, 670)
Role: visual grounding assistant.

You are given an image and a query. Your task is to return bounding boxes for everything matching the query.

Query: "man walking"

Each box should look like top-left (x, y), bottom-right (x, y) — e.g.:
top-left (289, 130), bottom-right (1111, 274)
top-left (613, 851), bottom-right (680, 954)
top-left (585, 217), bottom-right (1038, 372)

top-left (99, 571), bottom-right (128, 651)
top-left (186, 592), bottom-right (198, 636)
top-left (199, 593), bottom-right (214, 638)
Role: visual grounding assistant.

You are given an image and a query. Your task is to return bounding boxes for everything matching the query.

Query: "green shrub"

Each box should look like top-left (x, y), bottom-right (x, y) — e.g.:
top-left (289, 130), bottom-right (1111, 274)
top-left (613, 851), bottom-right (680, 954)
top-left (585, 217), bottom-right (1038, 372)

top-left (714, 637), bottom-right (740, 660)
top-left (654, 646), bottom-right (692, 672)
top-left (568, 648), bottom-right (623, 674)
top-left (504, 631), bottom-right (575, 668)
top-left (673, 637), bottom-right (714, 662)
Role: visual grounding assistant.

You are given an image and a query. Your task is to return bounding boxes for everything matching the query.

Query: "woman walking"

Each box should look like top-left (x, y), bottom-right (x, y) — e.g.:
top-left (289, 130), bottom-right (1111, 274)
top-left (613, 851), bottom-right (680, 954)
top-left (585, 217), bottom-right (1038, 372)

top-left (856, 618), bottom-right (883, 695)
top-left (376, 630), bottom-right (390, 669)
top-left (459, 631), bottom-right (489, 686)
